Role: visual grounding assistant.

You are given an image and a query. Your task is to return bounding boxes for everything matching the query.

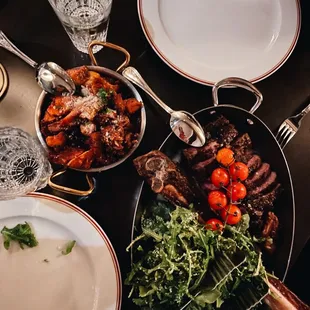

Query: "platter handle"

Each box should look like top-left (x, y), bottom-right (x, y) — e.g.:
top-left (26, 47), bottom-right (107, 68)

top-left (212, 77), bottom-right (263, 114)
top-left (48, 168), bottom-right (95, 196)
top-left (88, 41), bottom-right (131, 73)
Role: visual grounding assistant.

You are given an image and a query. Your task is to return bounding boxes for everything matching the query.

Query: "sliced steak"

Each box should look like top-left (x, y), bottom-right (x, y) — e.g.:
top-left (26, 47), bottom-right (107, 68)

top-left (133, 150), bottom-right (194, 207)
top-left (183, 148), bottom-right (198, 163)
top-left (232, 133), bottom-right (252, 150)
top-left (234, 149), bottom-right (254, 164)
top-left (201, 180), bottom-right (218, 192)
top-left (247, 183), bottom-right (281, 210)
top-left (218, 124), bottom-right (239, 145)
top-left (204, 115), bottom-right (229, 136)
top-left (192, 157), bottom-right (217, 179)
top-left (183, 140), bottom-right (220, 164)
top-left (248, 171), bottom-right (277, 197)
top-left (245, 163), bottom-right (270, 188)
top-left (246, 154), bottom-right (262, 173)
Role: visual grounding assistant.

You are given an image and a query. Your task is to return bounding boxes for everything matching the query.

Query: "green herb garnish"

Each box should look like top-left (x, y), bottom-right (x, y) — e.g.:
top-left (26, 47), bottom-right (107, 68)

top-left (1, 222), bottom-right (38, 250)
top-left (61, 240), bottom-right (76, 255)
top-left (97, 88), bottom-right (114, 113)
top-left (97, 88), bottom-right (113, 103)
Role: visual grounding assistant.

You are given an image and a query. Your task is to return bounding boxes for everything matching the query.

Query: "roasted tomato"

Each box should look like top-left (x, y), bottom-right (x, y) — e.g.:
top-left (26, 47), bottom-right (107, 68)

top-left (227, 182), bottom-right (247, 201)
top-left (229, 162), bottom-right (249, 181)
top-left (216, 148), bottom-right (234, 166)
top-left (205, 218), bottom-right (224, 231)
top-left (220, 205), bottom-right (242, 225)
top-left (208, 190), bottom-right (228, 211)
top-left (211, 168), bottom-right (229, 188)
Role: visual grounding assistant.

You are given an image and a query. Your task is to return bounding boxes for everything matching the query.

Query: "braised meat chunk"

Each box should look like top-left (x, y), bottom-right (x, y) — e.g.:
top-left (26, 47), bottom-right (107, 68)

top-left (133, 150), bottom-right (194, 207)
top-left (46, 132), bottom-right (66, 148)
top-left (67, 66), bottom-right (89, 85)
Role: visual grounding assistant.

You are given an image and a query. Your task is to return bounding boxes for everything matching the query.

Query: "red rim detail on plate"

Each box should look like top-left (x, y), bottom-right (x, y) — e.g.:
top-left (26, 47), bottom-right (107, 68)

top-left (138, 0), bottom-right (301, 86)
top-left (27, 192), bottom-right (122, 310)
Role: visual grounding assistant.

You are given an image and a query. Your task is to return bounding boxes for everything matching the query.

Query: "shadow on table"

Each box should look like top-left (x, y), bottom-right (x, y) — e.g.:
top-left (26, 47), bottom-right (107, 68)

top-left (285, 238), bottom-right (310, 305)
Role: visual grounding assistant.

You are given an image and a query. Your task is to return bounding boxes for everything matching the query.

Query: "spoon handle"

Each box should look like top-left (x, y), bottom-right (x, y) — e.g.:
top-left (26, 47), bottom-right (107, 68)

top-left (122, 67), bottom-right (174, 115)
top-left (0, 31), bottom-right (38, 68)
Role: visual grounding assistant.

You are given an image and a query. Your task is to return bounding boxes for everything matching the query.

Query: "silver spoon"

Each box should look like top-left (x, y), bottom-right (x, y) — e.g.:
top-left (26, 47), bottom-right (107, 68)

top-left (122, 67), bottom-right (206, 147)
top-left (0, 31), bottom-right (75, 95)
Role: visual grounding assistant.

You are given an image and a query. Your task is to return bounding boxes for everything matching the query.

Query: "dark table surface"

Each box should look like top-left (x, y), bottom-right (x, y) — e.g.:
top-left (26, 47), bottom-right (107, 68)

top-left (1, 0), bottom-right (310, 308)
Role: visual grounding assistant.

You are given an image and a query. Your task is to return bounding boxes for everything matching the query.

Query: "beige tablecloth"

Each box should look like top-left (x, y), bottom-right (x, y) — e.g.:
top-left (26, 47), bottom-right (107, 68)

top-left (0, 49), bottom-right (42, 137)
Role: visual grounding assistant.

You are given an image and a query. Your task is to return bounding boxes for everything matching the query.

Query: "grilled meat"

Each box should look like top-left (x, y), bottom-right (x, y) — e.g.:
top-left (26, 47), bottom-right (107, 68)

top-left (133, 150), bottom-right (194, 207)
top-left (262, 212), bottom-right (279, 253)
top-left (192, 157), bottom-right (217, 178)
top-left (245, 163), bottom-right (270, 189)
top-left (246, 154), bottom-right (262, 173)
top-left (234, 149), bottom-right (254, 164)
top-left (183, 140), bottom-right (220, 164)
top-left (248, 171), bottom-right (277, 197)
top-left (204, 115), bottom-right (229, 135)
top-left (218, 123), bottom-right (238, 145)
top-left (247, 184), bottom-right (281, 211)
top-left (201, 180), bottom-right (218, 192)
top-left (232, 133), bottom-right (252, 150)
top-left (186, 115), bottom-right (281, 248)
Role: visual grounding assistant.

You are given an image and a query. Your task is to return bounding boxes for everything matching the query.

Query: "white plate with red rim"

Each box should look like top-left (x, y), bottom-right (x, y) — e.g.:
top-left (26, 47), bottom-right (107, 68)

top-left (138, 0), bottom-right (301, 86)
top-left (0, 192), bottom-right (121, 310)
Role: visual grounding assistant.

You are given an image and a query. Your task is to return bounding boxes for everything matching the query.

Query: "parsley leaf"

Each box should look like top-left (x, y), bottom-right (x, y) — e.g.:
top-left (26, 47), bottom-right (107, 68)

top-left (61, 240), bottom-right (76, 255)
top-left (1, 222), bottom-right (38, 250)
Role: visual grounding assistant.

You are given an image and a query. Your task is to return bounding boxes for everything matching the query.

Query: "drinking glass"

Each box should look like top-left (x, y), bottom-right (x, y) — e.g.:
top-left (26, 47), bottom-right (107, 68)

top-left (48, 0), bottom-right (113, 54)
top-left (0, 127), bottom-right (52, 200)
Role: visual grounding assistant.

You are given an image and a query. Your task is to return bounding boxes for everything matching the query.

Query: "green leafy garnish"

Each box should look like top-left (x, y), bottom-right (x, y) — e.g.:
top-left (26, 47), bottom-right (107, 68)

top-left (125, 203), bottom-right (268, 309)
top-left (97, 88), bottom-right (113, 103)
top-left (1, 222), bottom-right (38, 250)
top-left (97, 88), bottom-right (114, 113)
top-left (61, 240), bottom-right (76, 255)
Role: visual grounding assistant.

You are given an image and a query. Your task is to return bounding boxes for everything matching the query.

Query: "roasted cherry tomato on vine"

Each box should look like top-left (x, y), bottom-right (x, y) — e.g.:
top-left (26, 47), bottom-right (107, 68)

top-left (229, 162), bottom-right (249, 181)
top-left (205, 218), bottom-right (224, 231)
top-left (216, 148), bottom-right (235, 167)
top-left (211, 168), bottom-right (230, 187)
top-left (227, 182), bottom-right (247, 201)
top-left (208, 190), bottom-right (228, 210)
top-left (220, 205), bottom-right (242, 225)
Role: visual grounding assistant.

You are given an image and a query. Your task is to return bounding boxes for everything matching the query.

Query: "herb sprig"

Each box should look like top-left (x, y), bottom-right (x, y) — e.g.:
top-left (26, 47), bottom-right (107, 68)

top-left (1, 222), bottom-right (38, 250)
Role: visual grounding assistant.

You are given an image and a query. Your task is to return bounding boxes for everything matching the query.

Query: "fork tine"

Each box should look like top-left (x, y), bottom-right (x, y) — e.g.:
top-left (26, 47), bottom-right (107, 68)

top-left (276, 122), bottom-right (286, 139)
top-left (279, 127), bottom-right (291, 147)
top-left (276, 124), bottom-right (290, 144)
top-left (281, 131), bottom-right (295, 149)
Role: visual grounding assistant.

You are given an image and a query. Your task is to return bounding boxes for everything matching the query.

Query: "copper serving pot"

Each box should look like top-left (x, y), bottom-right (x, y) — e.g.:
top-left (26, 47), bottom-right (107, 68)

top-left (35, 41), bottom-right (146, 196)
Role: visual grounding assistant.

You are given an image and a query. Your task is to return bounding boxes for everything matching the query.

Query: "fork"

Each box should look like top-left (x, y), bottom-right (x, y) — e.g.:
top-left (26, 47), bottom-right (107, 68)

top-left (276, 101), bottom-right (310, 149)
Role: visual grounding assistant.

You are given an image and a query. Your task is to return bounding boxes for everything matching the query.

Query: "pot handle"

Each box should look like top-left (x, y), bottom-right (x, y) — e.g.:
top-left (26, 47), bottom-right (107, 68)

top-left (212, 77), bottom-right (263, 114)
top-left (88, 41), bottom-right (131, 73)
top-left (48, 168), bottom-right (95, 196)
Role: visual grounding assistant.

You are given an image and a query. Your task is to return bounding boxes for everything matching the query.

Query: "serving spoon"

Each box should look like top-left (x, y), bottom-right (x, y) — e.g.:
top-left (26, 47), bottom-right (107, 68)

top-left (122, 67), bottom-right (206, 147)
top-left (0, 31), bottom-right (75, 95)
